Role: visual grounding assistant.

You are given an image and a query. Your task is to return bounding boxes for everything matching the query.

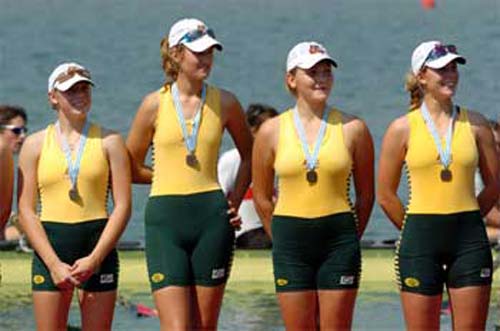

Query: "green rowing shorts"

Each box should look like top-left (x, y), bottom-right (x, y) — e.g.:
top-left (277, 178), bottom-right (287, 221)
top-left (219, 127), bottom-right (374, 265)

top-left (272, 212), bottom-right (361, 292)
top-left (397, 211), bottom-right (492, 296)
top-left (32, 219), bottom-right (119, 292)
top-left (145, 190), bottom-right (235, 291)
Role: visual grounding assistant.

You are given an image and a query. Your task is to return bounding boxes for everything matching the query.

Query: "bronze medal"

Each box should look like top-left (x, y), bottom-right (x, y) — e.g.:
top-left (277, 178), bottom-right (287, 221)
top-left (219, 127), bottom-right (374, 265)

top-left (68, 185), bottom-right (79, 201)
top-left (186, 153), bottom-right (198, 167)
top-left (440, 168), bottom-right (452, 182)
top-left (306, 169), bottom-right (318, 183)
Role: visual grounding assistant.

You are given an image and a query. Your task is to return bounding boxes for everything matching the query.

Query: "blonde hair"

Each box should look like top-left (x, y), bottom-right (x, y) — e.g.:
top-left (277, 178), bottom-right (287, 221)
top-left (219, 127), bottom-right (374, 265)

top-left (160, 37), bottom-right (183, 82)
top-left (404, 71), bottom-right (423, 111)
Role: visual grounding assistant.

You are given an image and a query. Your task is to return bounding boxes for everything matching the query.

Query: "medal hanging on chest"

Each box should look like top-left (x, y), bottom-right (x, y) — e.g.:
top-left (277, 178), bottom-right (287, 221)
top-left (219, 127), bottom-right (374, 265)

top-left (171, 83), bottom-right (206, 168)
top-left (292, 106), bottom-right (330, 184)
top-left (420, 103), bottom-right (457, 182)
top-left (57, 120), bottom-right (90, 202)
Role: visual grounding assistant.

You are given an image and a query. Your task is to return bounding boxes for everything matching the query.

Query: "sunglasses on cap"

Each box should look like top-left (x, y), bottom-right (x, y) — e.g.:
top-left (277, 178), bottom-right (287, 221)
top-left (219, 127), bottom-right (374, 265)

top-left (0, 125), bottom-right (28, 135)
top-left (55, 67), bottom-right (92, 85)
top-left (180, 28), bottom-right (216, 44)
top-left (425, 44), bottom-right (458, 62)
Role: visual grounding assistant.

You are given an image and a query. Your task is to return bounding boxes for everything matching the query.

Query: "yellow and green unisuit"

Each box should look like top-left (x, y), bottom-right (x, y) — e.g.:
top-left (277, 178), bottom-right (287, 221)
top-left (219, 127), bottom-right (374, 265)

top-left (272, 108), bottom-right (361, 292)
top-left (32, 123), bottom-right (118, 292)
top-left (397, 107), bottom-right (492, 296)
top-left (145, 84), bottom-right (234, 291)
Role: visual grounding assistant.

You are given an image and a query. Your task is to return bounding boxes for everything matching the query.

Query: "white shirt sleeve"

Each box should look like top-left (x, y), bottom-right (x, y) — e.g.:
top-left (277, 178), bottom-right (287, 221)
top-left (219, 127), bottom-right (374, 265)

top-left (217, 149), bottom-right (241, 195)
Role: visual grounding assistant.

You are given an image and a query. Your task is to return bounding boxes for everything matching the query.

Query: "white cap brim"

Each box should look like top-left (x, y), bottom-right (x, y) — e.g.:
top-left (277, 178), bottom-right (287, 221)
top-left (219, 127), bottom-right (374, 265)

top-left (425, 53), bottom-right (466, 70)
top-left (183, 35), bottom-right (223, 53)
top-left (53, 74), bottom-right (94, 92)
top-left (287, 54), bottom-right (337, 72)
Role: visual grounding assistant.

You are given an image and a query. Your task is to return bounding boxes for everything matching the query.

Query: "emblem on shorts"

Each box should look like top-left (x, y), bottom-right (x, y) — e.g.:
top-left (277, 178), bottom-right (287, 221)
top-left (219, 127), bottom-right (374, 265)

top-left (211, 268), bottom-right (225, 279)
top-left (33, 275), bottom-right (45, 285)
top-left (339, 275), bottom-right (355, 285)
top-left (480, 268), bottom-right (491, 278)
top-left (404, 277), bottom-right (420, 288)
top-left (100, 274), bottom-right (114, 284)
top-left (151, 273), bottom-right (165, 283)
top-left (276, 278), bottom-right (289, 286)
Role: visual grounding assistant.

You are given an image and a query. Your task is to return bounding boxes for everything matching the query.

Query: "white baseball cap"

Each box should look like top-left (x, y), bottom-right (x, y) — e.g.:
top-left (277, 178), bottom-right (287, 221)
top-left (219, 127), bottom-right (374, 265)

top-left (286, 41), bottom-right (337, 72)
top-left (411, 40), bottom-right (466, 75)
top-left (48, 62), bottom-right (94, 92)
top-left (168, 18), bottom-right (223, 52)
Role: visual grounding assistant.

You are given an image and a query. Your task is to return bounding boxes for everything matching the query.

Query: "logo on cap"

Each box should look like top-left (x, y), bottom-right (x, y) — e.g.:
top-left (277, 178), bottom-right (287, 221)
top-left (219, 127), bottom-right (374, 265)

top-left (309, 44), bottom-right (325, 55)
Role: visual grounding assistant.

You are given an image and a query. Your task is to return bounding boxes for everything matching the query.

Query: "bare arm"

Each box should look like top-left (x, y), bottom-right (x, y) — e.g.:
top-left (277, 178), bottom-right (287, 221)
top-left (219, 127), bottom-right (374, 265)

top-left (18, 132), bottom-right (78, 288)
top-left (71, 130), bottom-right (131, 281)
top-left (470, 111), bottom-right (500, 216)
top-left (220, 90), bottom-right (253, 211)
top-left (344, 116), bottom-right (375, 237)
top-left (126, 92), bottom-right (158, 184)
top-left (377, 117), bottom-right (409, 230)
top-left (252, 118), bottom-right (278, 238)
top-left (0, 140), bottom-right (13, 239)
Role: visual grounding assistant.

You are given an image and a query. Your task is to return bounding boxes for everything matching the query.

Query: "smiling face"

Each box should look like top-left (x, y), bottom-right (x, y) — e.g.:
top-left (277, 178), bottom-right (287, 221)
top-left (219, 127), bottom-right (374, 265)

top-left (287, 60), bottom-right (334, 104)
top-left (418, 61), bottom-right (459, 101)
top-left (175, 46), bottom-right (215, 81)
top-left (49, 82), bottom-right (92, 118)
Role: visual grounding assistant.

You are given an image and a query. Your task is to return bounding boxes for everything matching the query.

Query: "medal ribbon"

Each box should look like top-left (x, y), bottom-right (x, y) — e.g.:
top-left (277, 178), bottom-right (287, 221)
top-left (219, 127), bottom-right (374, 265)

top-left (171, 83), bottom-right (206, 154)
top-left (420, 102), bottom-right (457, 169)
top-left (56, 120), bottom-right (90, 189)
top-left (292, 106), bottom-right (330, 171)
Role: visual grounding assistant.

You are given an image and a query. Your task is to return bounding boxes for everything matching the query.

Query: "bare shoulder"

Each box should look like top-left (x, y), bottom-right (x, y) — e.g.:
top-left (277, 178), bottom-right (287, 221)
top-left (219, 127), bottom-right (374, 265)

top-left (466, 109), bottom-right (489, 127)
top-left (18, 129), bottom-right (46, 161)
top-left (260, 115), bottom-right (280, 137)
top-left (140, 90), bottom-right (160, 115)
top-left (24, 130), bottom-right (46, 151)
top-left (219, 88), bottom-right (241, 111)
top-left (339, 111), bottom-right (368, 134)
top-left (385, 113), bottom-right (410, 137)
top-left (100, 126), bottom-right (126, 148)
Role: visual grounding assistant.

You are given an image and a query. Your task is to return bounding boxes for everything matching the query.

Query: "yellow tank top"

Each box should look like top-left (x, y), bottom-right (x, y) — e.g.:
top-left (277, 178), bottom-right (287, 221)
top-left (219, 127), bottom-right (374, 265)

top-left (38, 123), bottom-right (109, 223)
top-left (405, 107), bottom-right (479, 214)
top-left (274, 108), bottom-right (353, 218)
top-left (150, 84), bottom-right (223, 196)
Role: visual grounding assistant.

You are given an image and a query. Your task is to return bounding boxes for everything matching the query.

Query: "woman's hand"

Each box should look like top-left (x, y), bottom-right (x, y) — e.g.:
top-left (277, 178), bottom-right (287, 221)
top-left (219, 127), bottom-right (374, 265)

top-left (71, 255), bottom-right (99, 283)
top-left (50, 261), bottom-right (79, 289)
top-left (227, 200), bottom-right (242, 230)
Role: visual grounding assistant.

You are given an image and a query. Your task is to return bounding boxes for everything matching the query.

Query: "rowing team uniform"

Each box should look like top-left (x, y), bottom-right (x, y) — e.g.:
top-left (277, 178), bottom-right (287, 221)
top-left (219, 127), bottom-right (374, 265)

top-left (33, 123), bottom-right (118, 291)
top-left (272, 108), bottom-right (361, 292)
top-left (396, 107), bottom-right (492, 295)
top-left (145, 84), bottom-right (234, 291)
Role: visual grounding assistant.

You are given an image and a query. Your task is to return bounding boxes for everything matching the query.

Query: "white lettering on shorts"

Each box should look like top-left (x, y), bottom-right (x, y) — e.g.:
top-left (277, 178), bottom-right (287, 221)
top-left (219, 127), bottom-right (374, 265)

top-left (480, 268), bottom-right (491, 278)
top-left (211, 268), bottom-right (225, 279)
top-left (339, 275), bottom-right (355, 285)
top-left (100, 274), bottom-right (114, 284)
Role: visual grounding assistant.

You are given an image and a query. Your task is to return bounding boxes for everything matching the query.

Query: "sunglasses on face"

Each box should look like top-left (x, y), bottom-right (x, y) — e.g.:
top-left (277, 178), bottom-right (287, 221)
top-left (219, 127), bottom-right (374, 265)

top-left (180, 28), bottom-right (216, 44)
top-left (425, 44), bottom-right (458, 62)
top-left (0, 125), bottom-right (28, 135)
top-left (55, 67), bottom-right (92, 85)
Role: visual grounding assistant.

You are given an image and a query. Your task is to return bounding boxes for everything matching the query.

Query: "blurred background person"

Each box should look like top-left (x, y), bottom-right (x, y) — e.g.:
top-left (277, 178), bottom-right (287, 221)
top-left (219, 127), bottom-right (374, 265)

top-left (218, 103), bottom-right (278, 249)
top-left (0, 105), bottom-right (27, 241)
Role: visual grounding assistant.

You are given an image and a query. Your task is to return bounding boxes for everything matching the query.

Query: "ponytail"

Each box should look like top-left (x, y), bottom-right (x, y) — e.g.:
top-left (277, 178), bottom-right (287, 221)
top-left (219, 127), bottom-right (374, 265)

top-left (404, 71), bottom-right (423, 111)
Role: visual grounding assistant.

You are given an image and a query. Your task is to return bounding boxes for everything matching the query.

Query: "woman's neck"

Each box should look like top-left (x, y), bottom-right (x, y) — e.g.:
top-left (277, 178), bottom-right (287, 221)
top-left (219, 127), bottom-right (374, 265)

top-left (422, 95), bottom-right (453, 116)
top-left (57, 113), bottom-right (87, 136)
top-left (296, 98), bottom-right (327, 121)
top-left (175, 75), bottom-right (204, 97)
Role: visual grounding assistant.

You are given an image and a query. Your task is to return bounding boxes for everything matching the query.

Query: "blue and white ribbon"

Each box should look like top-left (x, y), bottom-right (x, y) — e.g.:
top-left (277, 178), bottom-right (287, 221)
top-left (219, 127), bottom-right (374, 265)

top-left (56, 120), bottom-right (90, 189)
top-left (420, 102), bottom-right (457, 168)
top-left (292, 106), bottom-right (330, 171)
top-left (171, 83), bottom-right (207, 154)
